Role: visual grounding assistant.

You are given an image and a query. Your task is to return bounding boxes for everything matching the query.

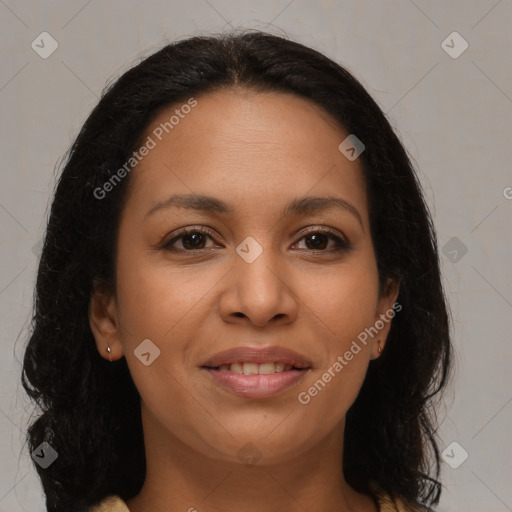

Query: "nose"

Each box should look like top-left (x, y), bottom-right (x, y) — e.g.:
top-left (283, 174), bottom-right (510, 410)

top-left (219, 246), bottom-right (298, 328)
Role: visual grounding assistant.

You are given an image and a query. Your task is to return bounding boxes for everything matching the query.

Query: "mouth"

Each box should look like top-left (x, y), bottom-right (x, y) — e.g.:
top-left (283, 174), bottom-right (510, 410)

top-left (200, 346), bottom-right (312, 399)
top-left (201, 366), bottom-right (311, 399)
top-left (203, 361), bottom-right (310, 374)
top-left (200, 345), bottom-right (312, 369)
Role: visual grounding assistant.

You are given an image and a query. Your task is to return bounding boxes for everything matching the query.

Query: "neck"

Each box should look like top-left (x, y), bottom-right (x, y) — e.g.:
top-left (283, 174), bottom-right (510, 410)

top-left (126, 404), bottom-right (377, 512)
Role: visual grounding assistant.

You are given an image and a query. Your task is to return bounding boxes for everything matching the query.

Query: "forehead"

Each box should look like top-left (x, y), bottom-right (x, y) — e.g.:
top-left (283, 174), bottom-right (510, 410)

top-left (123, 88), bottom-right (368, 222)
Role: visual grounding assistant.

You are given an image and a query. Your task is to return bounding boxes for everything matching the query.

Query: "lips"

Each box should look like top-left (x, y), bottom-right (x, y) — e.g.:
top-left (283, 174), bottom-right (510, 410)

top-left (200, 346), bottom-right (312, 399)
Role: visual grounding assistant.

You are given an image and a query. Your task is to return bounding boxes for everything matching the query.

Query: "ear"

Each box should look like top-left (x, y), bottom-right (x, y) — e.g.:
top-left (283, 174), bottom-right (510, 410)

top-left (370, 277), bottom-right (400, 360)
top-left (88, 278), bottom-right (124, 361)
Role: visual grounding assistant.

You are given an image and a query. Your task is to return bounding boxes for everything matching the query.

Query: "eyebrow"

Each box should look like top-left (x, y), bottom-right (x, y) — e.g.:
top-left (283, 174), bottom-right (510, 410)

top-left (145, 193), bottom-right (363, 228)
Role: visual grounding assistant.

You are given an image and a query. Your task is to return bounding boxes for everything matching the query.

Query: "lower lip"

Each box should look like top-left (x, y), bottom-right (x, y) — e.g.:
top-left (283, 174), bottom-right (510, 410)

top-left (202, 368), bottom-right (310, 399)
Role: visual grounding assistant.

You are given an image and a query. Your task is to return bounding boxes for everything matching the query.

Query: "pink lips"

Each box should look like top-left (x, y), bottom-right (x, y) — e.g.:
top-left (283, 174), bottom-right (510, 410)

top-left (203, 368), bottom-right (309, 398)
top-left (200, 346), bottom-right (312, 399)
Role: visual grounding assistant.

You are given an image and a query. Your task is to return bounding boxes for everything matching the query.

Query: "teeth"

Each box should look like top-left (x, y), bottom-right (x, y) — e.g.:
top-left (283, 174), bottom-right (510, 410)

top-left (217, 362), bottom-right (298, 374)
top-left (258, 363), bottom-right (276, 374)
top-left (243, 363), bottom-right (259, 375)
top-left (230, 363), bottom-right (243, 374)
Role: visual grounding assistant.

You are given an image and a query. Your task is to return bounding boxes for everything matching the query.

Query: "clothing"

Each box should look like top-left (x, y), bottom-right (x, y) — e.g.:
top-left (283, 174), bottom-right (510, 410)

top-left (89, 492), bottom-right (424, 511)
top-left (90, 496), bottom-right (129, 512)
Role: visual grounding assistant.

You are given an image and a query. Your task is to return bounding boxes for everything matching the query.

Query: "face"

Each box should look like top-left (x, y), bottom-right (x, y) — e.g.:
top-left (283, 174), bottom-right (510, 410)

top-left (89, 88), bottom-right (398, 465)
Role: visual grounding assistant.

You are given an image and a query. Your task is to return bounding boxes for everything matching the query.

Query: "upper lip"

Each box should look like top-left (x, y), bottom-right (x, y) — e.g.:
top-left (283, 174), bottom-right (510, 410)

top-left (201, 346), bottom-right (312, 368)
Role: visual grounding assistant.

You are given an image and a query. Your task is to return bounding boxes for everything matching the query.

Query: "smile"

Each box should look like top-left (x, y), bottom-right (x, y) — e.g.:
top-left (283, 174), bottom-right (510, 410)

top-left (212, 362), bottom-right (308, 374)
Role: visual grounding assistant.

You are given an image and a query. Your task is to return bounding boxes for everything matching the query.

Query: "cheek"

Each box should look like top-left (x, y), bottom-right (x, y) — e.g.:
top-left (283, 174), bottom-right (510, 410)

top-left (294, 356), bottom-right (368, 450)
top-left (113, 263), bottom-right (209, 444)
top-left (113, 261), bottom-right (221, 402)
top-left (294, 256), bottom-right (378, 422)
top-left (114, 260), bottom-right (208, 343)
top-left (112, 264), bottom-right (189, 398)
top-left (296, 275), bottom-right (377, 435)
top-left (309, 257), bottom-right (380, 342)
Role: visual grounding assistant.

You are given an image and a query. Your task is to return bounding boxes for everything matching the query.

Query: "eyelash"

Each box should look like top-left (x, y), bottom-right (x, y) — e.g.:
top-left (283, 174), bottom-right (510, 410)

top-left (161, 226), bottom-right (352, 255)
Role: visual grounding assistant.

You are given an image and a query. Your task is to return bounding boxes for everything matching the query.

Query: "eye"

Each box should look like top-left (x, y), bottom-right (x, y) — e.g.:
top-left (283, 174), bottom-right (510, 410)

top-left (161, 226), bottom-right (351, 254)
top-left (162, 227), bottom-right (219, 252)
top-left (294, 228), bottom-right (352, 253)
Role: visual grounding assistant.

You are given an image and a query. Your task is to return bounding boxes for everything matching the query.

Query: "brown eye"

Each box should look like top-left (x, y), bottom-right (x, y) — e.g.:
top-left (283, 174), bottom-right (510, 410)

top-left (163, 227), bottom-right (219, 251)
top-left (161, 226), bottom-right (351, 255)
top-left (178, 232), bottom-right (208, 250)
top-left (295, 228), bottom-right (351, 253)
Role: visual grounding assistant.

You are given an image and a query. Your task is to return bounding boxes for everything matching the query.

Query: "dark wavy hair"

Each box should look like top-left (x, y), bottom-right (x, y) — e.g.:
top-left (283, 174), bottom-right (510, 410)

top-left (21, 30), bottom-right (452, 512)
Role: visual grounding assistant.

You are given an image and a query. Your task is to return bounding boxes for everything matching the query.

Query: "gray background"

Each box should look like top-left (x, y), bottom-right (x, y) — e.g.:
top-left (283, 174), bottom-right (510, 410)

top-left (1, 1), bottom-right (511, 511)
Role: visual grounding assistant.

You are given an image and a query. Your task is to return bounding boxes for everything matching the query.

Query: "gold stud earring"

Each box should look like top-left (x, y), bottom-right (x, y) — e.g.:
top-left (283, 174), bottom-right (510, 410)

top-left (377, 340), bottom-right (382, 354)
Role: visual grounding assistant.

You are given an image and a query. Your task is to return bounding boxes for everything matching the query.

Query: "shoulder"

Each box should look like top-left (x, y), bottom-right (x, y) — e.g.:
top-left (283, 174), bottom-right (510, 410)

top-left (87, 491), bottom-right (434, 512)
top-left (88, 495), bottom-right (130, 512)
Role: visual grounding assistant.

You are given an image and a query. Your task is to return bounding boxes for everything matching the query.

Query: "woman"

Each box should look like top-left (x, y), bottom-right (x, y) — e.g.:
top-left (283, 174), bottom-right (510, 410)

top-left (22, 31), bottom-right (452, 512)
